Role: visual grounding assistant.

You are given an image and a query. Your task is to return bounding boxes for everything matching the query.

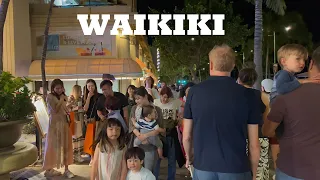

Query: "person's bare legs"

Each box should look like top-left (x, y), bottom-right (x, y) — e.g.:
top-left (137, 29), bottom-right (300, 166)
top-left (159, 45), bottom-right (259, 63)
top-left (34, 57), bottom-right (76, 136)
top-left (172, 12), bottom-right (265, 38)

top-left (64, 165), bottom-right (75, 178)
top-left (157, 148), bottom-right (165, 159)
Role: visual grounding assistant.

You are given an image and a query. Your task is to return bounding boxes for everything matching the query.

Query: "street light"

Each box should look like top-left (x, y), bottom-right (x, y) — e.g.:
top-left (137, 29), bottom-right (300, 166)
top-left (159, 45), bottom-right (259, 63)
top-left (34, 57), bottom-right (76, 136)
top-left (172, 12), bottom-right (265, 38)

top-left (191, 38), bottom-right (195, 41)
top-left (268, 25), bottom-right (292, 63)
top-left (285, 26), bottom-right (292, 31)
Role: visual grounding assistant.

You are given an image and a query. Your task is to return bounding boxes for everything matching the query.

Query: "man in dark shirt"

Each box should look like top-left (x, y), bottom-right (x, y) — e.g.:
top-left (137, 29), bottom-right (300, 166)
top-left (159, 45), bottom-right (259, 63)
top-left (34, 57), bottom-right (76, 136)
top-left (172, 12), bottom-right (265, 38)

top-left (183, 44), bottom-right (261, 180)
top-left (97, 80), bottom-right (129, 125)
top-left (263, 46), bottom-right (320, 180)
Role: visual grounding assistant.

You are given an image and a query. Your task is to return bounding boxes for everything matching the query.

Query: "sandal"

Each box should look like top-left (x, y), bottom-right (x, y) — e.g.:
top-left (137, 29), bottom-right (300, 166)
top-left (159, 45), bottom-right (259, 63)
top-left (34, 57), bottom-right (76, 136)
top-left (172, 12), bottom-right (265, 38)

top-left (64, 170), bottom-right (75, 178)
top-left (44, 169), bottom-right (61, 177)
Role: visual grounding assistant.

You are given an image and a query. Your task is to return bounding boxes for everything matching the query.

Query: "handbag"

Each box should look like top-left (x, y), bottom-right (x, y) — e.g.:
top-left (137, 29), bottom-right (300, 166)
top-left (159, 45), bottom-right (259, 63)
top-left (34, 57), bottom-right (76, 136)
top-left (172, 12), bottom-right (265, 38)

top-left (84, 100), bottom-right (97, 124)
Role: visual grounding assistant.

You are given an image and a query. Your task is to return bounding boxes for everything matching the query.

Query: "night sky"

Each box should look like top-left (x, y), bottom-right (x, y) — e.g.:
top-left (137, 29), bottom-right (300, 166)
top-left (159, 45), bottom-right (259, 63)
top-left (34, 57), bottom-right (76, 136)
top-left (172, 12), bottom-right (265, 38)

top-left (137, 0), bottom-right (320, 45)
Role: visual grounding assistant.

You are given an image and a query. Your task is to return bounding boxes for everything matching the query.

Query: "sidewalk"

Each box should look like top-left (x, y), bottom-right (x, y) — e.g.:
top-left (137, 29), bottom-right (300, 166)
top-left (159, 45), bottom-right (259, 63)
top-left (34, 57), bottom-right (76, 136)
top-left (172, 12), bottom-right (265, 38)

top-left (10, 134), bottom-right (191, 180)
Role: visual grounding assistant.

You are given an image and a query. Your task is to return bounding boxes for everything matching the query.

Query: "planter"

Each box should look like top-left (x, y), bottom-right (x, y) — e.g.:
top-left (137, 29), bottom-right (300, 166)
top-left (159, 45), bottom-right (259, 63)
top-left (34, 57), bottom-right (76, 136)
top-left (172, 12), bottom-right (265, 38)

top-left (0, 118), bottom-right (32, 149)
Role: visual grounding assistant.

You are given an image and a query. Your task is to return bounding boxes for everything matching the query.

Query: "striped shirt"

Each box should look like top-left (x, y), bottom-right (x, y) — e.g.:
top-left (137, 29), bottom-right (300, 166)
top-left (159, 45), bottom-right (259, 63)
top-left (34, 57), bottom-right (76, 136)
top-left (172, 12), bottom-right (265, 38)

top-left (135, 119), bottom-right (159, 131)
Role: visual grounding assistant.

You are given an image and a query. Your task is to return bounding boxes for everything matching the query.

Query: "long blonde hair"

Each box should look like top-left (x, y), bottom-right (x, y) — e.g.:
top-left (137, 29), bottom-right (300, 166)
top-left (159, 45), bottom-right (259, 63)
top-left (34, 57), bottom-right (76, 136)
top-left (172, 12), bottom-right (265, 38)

top-left (72, 85), bottom-right (82, 100)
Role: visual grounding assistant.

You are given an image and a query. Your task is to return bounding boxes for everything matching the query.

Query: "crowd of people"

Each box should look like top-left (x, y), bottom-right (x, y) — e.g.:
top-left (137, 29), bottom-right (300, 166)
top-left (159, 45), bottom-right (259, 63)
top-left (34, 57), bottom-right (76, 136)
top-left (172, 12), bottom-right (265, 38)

top-left (41, 43), bottom-right (320, 180)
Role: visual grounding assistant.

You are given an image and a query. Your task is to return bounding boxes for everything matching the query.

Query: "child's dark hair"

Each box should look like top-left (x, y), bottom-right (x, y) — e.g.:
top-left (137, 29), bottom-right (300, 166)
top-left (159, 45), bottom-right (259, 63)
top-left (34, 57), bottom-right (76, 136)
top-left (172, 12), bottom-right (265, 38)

top-left (238, 68), bottom-right (258, 87)
top-left (125, 147), bottom-right (145, 161)
top-left (142, 105), bottom-right (155, 118)
top-left (105, 95), bottom-right (120, 110)
top-left (91, 118), bottom-right (125, 152)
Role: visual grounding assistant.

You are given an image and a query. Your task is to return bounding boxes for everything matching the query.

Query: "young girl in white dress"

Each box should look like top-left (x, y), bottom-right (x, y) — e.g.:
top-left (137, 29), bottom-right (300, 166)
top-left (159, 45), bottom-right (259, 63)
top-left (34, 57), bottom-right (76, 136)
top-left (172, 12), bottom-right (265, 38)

top-left (90, 118), bottom-right (127, 180)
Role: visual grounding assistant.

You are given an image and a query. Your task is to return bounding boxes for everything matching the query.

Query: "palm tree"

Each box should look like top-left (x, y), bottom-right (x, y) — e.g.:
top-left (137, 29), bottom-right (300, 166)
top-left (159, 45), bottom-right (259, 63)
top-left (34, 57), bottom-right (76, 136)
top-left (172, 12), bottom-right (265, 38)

top-left (0, 0), bottom-right (10, 72)
top-left (41, 0), bottom-right (55, 99)
top-left (247, 0), bottom-right (286, 89)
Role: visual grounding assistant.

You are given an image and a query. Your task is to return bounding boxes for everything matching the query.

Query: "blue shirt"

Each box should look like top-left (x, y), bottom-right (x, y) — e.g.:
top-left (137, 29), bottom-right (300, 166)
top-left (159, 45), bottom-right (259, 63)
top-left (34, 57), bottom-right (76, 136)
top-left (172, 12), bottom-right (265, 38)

top-left (270, 70), bottom-right (300, 103)
top-left (183, 76), bottom-right (260, 173)
top-left (108, 110), bottom-right (128, 133)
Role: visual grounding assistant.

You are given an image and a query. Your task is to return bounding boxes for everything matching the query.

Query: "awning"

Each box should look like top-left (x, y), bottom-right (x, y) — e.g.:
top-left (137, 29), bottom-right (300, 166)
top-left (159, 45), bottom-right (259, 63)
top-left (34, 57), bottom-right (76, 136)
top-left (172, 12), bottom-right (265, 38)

top-left (135, 58), bottom-right (158, 82)
top-left (28, 58), bottom-right (143, 80)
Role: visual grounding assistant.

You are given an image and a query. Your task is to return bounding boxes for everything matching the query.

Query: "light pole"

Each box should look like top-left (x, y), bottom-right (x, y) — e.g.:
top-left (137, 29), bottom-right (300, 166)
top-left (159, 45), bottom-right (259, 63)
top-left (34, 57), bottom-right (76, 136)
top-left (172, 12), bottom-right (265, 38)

top-left (269, 26), bottom-right (292, 63)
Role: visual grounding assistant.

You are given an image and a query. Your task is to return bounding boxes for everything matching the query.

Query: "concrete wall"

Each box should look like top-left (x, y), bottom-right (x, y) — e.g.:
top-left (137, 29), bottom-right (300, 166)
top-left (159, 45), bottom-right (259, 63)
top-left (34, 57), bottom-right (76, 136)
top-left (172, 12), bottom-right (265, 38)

top-left (3, 0), bottom-right (32, 77)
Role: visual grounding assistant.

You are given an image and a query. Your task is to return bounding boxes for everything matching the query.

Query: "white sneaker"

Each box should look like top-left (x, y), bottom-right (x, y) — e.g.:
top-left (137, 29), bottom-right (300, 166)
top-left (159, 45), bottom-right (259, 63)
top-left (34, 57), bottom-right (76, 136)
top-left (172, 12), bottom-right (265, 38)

top-left (64, 170), bottom-right (75, 178)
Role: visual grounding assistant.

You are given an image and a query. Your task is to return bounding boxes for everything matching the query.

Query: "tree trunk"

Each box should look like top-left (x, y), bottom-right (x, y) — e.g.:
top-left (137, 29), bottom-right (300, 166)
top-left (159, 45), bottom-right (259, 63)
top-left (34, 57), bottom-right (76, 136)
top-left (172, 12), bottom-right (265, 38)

top-left (253, 0), bottom-right (263, 89)
top-left (41, 0), bottom-right (55, 100)
top-left (0, 0), bottom-right (10, 72)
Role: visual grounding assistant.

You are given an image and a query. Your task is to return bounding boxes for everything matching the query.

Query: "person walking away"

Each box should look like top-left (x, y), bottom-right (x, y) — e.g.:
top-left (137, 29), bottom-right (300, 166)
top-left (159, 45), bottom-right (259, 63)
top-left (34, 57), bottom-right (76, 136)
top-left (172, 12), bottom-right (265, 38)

top-left (262, 46), bottom-right (320, 180)
top-left (183, 44), bottom-right (261, 180)
top-left (269, 44), bottom-right (317, 138)
top-left (238, 68), bottom-right (270, 180)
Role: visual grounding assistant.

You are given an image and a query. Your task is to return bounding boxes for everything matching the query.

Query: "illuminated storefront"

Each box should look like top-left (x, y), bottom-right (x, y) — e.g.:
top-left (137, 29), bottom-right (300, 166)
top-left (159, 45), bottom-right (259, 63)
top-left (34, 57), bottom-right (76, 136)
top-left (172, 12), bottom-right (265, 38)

top-left (2, 0), bottom-right (155, 95)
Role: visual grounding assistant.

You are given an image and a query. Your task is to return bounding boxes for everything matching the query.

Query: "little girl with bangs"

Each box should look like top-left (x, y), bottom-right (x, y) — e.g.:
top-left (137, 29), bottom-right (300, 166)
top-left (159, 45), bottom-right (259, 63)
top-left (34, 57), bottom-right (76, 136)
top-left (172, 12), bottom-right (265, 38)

top-left (90, 118), bottom-right (127, 180)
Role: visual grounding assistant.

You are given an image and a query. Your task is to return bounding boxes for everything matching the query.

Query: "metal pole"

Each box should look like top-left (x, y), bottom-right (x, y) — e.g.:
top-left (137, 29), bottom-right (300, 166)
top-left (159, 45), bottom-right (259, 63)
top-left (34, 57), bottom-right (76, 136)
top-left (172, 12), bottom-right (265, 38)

top-left (266, 44), bottom-right (269, 78)
top-left (273, 31), bottom-right (276, 63)
top-left (242, 53), bottom-right (245, 65)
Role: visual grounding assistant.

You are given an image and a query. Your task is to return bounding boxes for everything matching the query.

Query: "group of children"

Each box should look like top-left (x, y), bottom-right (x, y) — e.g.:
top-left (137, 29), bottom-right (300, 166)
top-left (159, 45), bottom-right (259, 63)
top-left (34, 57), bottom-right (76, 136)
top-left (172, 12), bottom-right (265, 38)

top-left (90, 100), bottom-right (162, 180)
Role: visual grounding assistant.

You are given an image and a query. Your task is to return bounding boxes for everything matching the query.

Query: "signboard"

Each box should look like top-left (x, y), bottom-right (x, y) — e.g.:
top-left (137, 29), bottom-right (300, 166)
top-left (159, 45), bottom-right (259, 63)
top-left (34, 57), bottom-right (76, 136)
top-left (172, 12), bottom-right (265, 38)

top-left (35, 27), bottom-right (114, 59)
top-left (32, 95), bottom-right (49, 137)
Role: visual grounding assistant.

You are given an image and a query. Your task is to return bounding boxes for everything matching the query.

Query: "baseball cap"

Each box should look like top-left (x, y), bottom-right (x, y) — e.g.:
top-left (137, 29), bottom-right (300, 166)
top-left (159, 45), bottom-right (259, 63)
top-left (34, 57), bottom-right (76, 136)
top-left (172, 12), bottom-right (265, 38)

top-left (261, 79), bottom-right (273, 93)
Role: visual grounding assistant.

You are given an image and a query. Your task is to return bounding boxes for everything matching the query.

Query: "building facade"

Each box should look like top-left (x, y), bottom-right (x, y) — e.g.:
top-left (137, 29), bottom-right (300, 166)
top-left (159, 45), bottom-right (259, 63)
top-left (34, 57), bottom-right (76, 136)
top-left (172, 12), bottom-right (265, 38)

top-left (2, 0), bottom-right (157, 95)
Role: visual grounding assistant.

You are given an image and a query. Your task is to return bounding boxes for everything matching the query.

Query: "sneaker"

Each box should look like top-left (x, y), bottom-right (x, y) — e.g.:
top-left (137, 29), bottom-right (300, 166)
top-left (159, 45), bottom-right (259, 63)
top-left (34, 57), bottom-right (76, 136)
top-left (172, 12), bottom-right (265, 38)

top-left (64, 170), bottom-right (75, 178)
top-left (44, 169), bottom-right (61, 177)
top-left (75, 156), bottom-right (85, 163)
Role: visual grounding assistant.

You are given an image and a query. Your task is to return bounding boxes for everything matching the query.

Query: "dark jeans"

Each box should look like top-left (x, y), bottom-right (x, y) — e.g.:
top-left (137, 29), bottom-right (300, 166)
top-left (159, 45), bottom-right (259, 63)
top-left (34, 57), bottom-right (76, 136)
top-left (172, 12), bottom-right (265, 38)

top-left (193, 168), bottom-right (252, 180)
top-left (154, 136), bottom-right (176, 180)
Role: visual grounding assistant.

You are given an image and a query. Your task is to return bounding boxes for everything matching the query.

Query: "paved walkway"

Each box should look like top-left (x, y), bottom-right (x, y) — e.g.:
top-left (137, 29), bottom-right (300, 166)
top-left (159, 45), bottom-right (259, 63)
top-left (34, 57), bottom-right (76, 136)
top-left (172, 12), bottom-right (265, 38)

top-left (12, 134), bottom-right (275, 180)
top-left (10, 134), bottom-right (191, 180)
top-left (11, 159), bottom-right (191, 180)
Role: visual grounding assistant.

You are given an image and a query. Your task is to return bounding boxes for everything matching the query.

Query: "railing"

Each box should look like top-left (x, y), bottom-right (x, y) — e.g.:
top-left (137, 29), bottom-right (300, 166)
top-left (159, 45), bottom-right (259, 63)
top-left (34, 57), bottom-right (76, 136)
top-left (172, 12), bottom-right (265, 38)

top-left (29, 0), bottom-right (127, 7)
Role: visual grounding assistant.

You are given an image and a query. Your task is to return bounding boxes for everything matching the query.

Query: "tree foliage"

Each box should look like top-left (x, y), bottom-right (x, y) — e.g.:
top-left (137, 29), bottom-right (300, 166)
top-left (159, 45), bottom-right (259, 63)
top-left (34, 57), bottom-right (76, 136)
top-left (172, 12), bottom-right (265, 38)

top-left (153, 1), bottom-right (252, 82)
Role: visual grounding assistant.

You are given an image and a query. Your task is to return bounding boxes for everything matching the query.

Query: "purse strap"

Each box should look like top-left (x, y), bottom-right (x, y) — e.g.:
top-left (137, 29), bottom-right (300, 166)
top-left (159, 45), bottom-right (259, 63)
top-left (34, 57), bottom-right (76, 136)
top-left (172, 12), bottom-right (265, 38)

top-left (88, 99), bottom-right (97, 119)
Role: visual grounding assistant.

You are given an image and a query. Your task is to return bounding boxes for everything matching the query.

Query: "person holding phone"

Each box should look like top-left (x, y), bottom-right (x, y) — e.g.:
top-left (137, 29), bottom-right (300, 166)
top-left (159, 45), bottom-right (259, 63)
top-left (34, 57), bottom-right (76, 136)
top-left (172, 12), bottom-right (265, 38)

top-left (43, 79), bottom-right (75, 178)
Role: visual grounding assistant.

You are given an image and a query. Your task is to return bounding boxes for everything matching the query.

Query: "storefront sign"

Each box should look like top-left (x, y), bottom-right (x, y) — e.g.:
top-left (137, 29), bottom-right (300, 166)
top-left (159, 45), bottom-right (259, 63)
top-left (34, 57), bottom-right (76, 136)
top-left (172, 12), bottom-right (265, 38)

top-left (35, 28), bottom-right (114, 58)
